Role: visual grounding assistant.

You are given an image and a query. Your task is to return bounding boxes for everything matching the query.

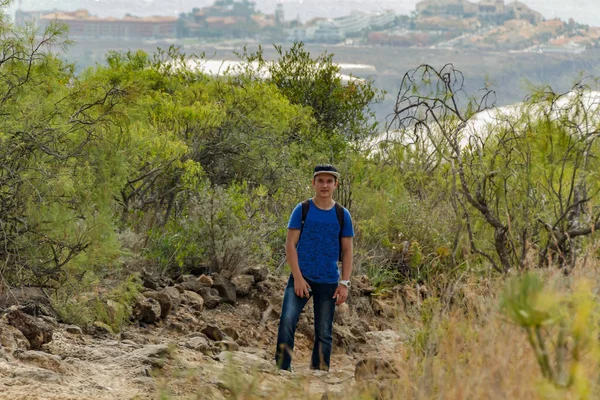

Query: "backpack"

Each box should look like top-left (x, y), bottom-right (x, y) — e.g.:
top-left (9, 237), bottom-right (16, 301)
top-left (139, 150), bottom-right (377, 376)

top-left (299, 200), bottom-right (345, 262)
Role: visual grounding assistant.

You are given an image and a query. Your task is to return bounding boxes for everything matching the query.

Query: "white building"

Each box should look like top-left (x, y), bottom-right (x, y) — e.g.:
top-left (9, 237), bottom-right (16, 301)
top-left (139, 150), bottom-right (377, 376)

top-left (314, 11), bottom-right (371, 43)
top-left (369, 10), bottom-right (396, 29)
top-left (286, 10), bottom-right (397, 43)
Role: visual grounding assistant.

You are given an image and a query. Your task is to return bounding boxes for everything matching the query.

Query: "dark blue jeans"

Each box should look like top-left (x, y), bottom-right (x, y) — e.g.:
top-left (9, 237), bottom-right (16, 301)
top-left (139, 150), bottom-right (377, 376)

top-left (275, 275), bottom-right (338, 371)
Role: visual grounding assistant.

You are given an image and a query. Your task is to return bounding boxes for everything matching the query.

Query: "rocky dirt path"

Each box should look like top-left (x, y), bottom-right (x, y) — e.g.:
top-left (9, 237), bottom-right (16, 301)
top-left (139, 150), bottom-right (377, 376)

top-left (0, 271), bottom-right (407, 399)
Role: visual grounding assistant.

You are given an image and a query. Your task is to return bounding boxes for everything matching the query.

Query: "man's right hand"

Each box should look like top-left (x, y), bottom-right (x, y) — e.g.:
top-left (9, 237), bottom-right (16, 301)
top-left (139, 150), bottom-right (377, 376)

top-left (294, 276), bottom-right (311, 298)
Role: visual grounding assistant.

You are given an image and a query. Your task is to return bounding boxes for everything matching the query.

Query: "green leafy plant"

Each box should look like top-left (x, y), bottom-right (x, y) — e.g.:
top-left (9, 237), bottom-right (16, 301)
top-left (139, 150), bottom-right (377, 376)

top-left (500, 272), bottom-right (600, 390)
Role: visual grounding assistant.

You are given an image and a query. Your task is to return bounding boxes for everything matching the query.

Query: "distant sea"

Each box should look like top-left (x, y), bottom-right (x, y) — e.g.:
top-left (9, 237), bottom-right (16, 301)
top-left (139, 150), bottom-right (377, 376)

top-left (7, 0), bottom-right (600, 27)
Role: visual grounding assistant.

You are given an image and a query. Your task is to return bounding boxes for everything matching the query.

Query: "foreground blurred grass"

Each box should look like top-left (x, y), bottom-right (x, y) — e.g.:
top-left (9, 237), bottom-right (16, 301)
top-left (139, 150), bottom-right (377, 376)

top-left (156, 258), bottom-right (600, 399)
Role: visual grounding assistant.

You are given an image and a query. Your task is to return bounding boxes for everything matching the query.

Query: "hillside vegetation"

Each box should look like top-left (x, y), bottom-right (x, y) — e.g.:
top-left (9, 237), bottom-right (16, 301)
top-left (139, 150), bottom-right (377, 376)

top-left (2, 2), bottom-right (600, 398)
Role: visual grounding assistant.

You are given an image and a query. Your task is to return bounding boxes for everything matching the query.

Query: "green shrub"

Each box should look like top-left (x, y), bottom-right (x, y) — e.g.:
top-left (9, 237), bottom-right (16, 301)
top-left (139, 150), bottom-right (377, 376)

top-left (146, 182), bottom-right (283, 277)
top-left (500, 272), bottom-right (600, 390)
top-left (53, 274), bottom-right (142, 332)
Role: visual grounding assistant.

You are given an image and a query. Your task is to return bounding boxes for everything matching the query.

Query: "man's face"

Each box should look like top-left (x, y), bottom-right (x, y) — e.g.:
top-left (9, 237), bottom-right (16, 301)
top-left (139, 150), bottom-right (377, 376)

top-left (312, 173), bottom-right (338, 198)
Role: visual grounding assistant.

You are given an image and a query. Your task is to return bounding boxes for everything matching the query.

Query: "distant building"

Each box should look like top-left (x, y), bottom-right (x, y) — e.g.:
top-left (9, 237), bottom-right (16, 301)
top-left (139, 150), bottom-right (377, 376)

top-left (416, 0), bottom-right (542, 25)
top-left (415, 15), bottom-right (480, 31)
top-left (19, 9), bottom-right (177, 39)
top-left (368, 10), bottom-right (396, 29)
top-left (506, 1), bottom-right (543, 25)
top-left (274, 4), bottom-right (284, 26)
top-left (289, 10), bottom-right (396, 43)
top-left (314, 12), bottom-right (371, 43)
top-left (478, 0), bottom-right (506, 21)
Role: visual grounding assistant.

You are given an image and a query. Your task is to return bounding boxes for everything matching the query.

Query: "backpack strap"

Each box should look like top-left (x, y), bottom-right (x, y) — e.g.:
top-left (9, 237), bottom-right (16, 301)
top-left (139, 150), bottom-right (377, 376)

top-left (335, 203), bottom-right (345, 262)
top-left (299, 200), bottom-right (310, 240)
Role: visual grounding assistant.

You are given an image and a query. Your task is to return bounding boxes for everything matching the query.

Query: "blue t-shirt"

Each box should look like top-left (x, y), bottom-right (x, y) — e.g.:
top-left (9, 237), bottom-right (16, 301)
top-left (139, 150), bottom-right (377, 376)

top-left (288, 200), bottom-right (354, 284)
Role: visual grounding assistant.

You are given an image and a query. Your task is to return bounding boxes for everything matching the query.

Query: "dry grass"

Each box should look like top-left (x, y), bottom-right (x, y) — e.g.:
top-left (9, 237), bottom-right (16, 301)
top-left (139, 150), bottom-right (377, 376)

top-left (348, 260), bottom-right (600, 400)
top-left (157, 256), bottom-right (600, 399)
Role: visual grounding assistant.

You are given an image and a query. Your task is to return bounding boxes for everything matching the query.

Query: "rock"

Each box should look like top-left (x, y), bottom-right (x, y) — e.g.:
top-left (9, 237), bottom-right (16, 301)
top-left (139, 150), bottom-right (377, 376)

top-left (354, 358), bottom-right (399, 382)
top-left (254, 275), bottom-right (287, 299)
top-left (162, 287), bottom-right (181, 312)
top-left (0, 287), bottom-right (55, 317)
top-left (334, 303), bottom-right (351, 325)
top-left (195, 385), bottom-right (227, 400)
top-left (371, 298), bottom-right (396, 318)
top-left (131, 377), bottom-right (156, 387)
top-left (199, 275), bottom-right (213, 287)
top-left (297, 320), bottom-right (314, 341)
top-left (5, 309), bottom-right (53, 350)
top-left (202, 323), bottom-right (224, 341)
top-left (159, 277), bottom-right (174, 288)
top-left (242, 266), bottom-right (269, 283)
top-left (259, 303), bottom-right (278, 323)
top-left (365, 330), bottom-right (404, 352)
top-left (351, 297), bottom-right (374, 317)
top-left (332, 325), bottom-right (358, 352)
top-left (180, 290), bottom-right (204, 312)
top-left (115, 344), bottom-right (171, 377)
top-left (212, 274), bottom-right (237, 305)
top-left (132, 296), bottom-right (162, 324)
top-left (350, 320), bottom-right (370, 343)
top-left (352, 275), bottom-right (376, 296)
top-left (198, 287), bottom-right (221, 309)
top-left (185, 335), bottom-right (211, 353)
top-left (177, 311), bottom-right (201, 328)
top-left (142, 274), bottom-right (159, 291)
top-left (168, 322), bottom-right (188, 334)
top-left (231, 275), bottom-right (254, 297)
top-left (15, 350), bottom-right (64, 373)
top-left (222, 327), bottom-right (239, 341)
top-left (255, 281), bottom-right (269, 294)
top-left (64, 325), bottom-right (83, 335)
top-left (133, 344), bottom-right (171, 359)
top-left (179, 275), bottom-right (203, 293)
top-left (0, 322), bottom-right (30, 350)
top-left (143, 289), bottom-right (178, 319)
top-left (215, 340), bottom-right (239, 352)
top-left (18, 302), bottom-right (55, 318)
top-left (40, 315), bottom-right (59, 327)
top-left (0, 361), bottom-right (62, 383)
top-left (216, 351), bottom-right (272, 372)
top-left (120, 344), bottom-right (171, 369)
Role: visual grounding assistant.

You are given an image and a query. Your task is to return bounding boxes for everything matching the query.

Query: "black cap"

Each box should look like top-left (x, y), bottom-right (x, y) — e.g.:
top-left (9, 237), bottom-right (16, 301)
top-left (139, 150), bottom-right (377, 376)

top-left (313, 164), bottom-right (340, 179)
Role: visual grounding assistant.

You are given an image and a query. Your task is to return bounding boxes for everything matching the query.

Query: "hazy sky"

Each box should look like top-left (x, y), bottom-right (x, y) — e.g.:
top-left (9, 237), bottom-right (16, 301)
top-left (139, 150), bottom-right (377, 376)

top-left (10, 0), bottom-right (600, 26)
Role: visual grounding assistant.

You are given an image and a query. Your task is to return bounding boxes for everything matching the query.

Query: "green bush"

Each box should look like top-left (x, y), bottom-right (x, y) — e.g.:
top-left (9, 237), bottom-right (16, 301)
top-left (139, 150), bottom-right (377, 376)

top-left (146, 182), bottom-right (284, 277)
top-left (500, 272), bottom-right (600, 389)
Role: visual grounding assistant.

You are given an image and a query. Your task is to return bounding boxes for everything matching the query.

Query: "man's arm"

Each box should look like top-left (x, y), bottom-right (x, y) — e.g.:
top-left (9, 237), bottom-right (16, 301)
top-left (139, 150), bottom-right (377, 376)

top-left (285, 229), bottom-right (311, 298)
top-left (340, 237), bottom-right (353, 281)
top-left (333, 236), bottom-right (353, 305)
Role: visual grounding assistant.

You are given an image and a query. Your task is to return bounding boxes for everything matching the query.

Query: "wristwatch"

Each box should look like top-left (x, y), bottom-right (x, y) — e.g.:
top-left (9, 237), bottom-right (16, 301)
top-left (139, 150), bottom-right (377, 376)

top-left (339, 280), bottom-right (351, 288)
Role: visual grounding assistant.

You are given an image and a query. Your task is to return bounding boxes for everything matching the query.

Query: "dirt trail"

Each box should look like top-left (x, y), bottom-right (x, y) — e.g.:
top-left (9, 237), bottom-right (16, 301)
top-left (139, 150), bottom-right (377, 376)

top-left (0, 274), bottom-right (405, 399)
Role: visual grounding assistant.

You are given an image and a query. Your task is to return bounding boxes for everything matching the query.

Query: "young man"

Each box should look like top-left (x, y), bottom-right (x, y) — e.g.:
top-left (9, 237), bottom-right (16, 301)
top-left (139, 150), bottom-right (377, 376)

top-left (275, 164), bottom-right (354, 372)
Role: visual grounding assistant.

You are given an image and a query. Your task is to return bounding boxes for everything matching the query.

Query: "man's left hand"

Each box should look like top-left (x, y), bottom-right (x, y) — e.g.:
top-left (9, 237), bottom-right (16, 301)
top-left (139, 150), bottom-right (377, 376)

top-left (333, 284), bottom-right (348, 305)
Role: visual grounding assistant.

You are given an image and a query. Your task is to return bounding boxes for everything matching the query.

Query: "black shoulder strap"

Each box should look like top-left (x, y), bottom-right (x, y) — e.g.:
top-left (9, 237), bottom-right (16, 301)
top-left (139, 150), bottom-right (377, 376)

top-left (299, 200), bottom-right (310, 239)
top-left (335, 203), bottom-right (345, 262)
